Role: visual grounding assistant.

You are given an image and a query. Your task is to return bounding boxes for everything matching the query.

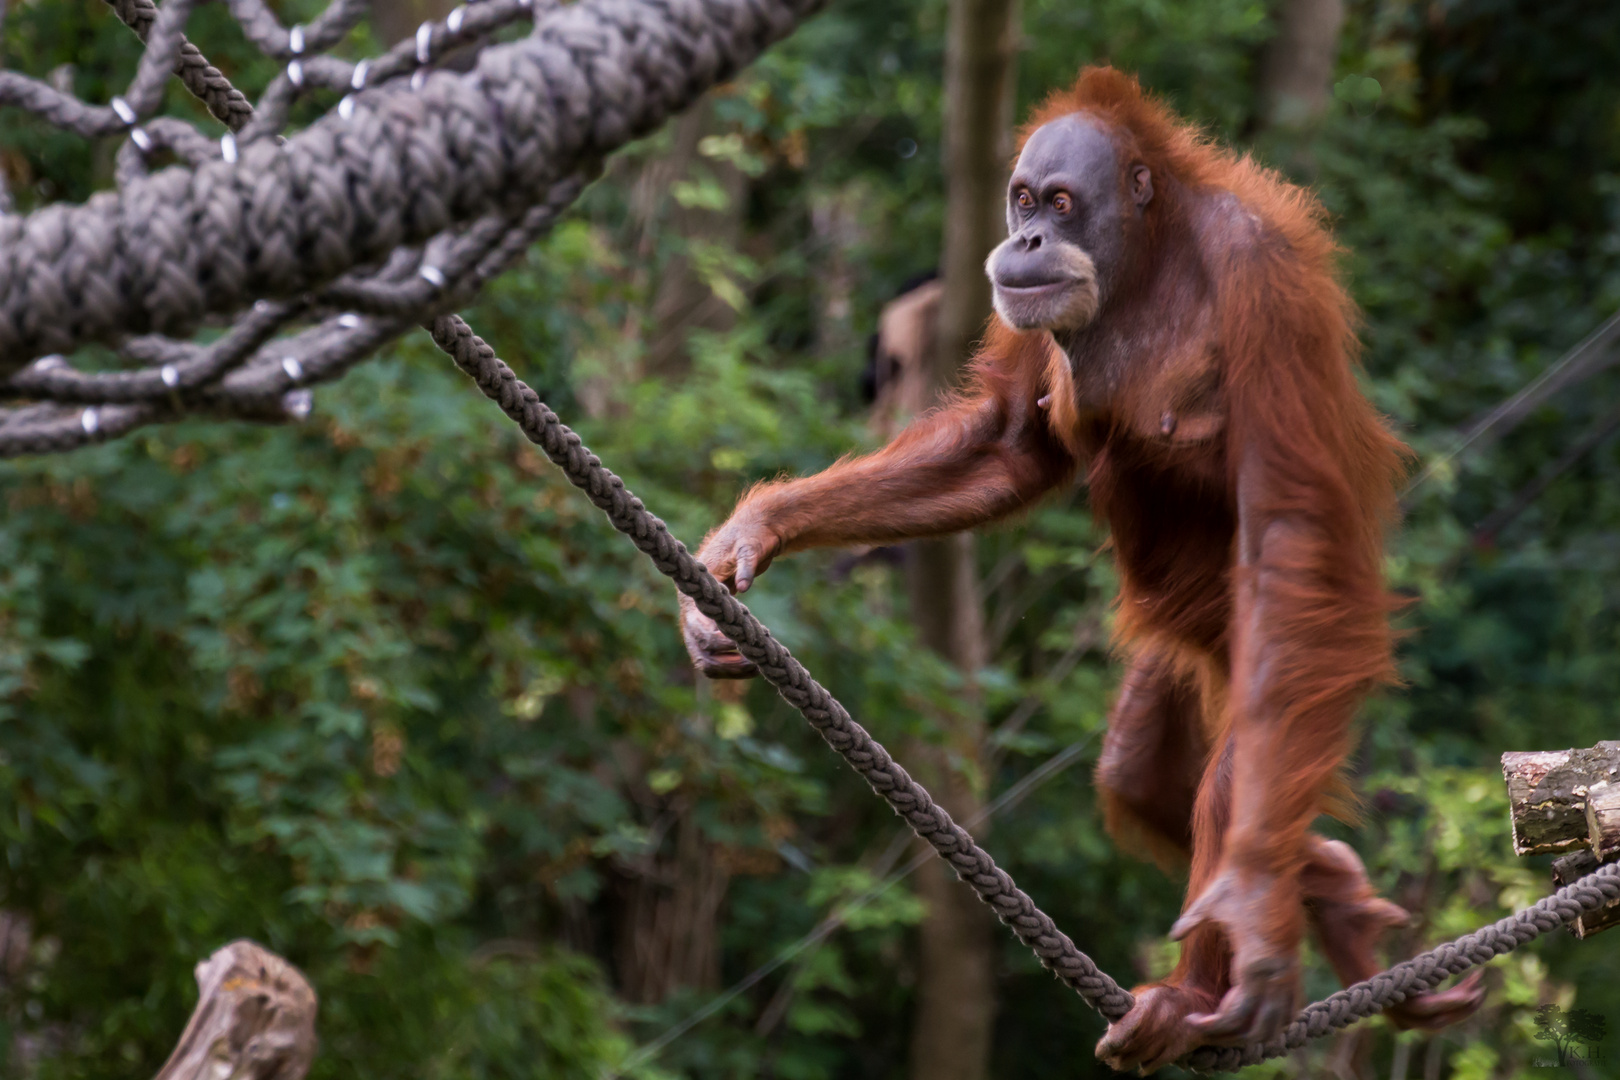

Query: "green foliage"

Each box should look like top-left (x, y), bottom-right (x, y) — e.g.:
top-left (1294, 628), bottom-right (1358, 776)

top-left (2, 0), bottom-right (1619, 1077)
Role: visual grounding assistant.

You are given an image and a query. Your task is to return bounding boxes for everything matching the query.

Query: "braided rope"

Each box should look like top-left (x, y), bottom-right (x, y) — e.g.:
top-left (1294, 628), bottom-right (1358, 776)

top-left (0, 0), bottom-right (821, 370)
top-left (101, 0), bottom-right (268, 131)
top-left (426, 311), bottom-right (1620, 1070)
top-left (0, 170), bottom-right (591, 455)
top-left (1, 0), bottom-right (512, 447)
top-left (426, 312), bottom-right (1139, 1023)
top-left (102, 0), bottom-right (271, 130)
top-left (0, 0), bottom-right (750, 453)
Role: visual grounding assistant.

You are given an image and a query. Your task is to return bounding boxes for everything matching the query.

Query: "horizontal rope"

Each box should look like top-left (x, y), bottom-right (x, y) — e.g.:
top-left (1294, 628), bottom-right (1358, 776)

top-left (1185, 857), bottom-right (1620, 1070)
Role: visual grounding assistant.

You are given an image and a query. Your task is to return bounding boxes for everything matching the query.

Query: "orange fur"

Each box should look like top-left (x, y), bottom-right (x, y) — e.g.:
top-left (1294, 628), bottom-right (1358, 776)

top-left (695, 68), bottom-right (1458, 1065)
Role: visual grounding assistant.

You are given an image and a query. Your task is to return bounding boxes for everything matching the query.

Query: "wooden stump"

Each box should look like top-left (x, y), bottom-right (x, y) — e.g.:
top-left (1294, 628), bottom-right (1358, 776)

top-left (153, 940), bottom-right (317, 1080)
top-left (1502, 741), bottom-right (1620, 938)
top-left (1587, 781), bottom-right (1620, 860)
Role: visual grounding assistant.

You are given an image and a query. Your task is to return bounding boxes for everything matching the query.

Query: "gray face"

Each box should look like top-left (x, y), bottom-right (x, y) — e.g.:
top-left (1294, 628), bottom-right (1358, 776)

top-left (984, 114), bottom-right (1150, 332)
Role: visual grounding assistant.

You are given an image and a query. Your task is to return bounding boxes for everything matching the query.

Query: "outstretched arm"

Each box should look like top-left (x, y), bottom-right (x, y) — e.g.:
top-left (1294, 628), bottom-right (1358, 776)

top-left (719, 394), bottom-right (1068, 568)
top-left (684, 335), bottom-right (1077, 677)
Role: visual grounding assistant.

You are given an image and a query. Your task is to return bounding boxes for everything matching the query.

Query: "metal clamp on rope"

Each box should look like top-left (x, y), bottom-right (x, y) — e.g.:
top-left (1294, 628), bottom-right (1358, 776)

top-left (110, 95), bottom-right (152, 153)
top-left (287, 23), bottom-right (307, 86)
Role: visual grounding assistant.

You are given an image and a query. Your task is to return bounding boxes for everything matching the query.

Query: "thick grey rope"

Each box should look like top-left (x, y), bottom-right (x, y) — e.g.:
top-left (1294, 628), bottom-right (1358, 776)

top-left (229, 0), bottom-right (544, 146)
top-left (0, 170), bottom-right (591, 454)
top-left (427, 312), bottom-right (1620, 1069)
top-left (0, 0), bottom-right (597, 453)
top-left (0, 0), bottom-right (823, 369)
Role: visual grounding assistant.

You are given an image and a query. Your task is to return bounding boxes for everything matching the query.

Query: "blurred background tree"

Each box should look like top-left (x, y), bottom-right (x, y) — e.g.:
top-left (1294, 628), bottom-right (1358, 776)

top-left (0, 0), bottom-right (1617, 1077)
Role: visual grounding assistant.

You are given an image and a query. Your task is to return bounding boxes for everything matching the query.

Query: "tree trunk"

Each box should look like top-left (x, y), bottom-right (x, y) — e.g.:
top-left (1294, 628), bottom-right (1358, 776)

top-left (1253, 0), bottom-right (1346, 131)
top-left (642, 98), bottom-right (749, 376)
top-left (906, 534), bottom-right (996, 1080)
top-left (610, 799), bottom-right (731, 1003)
top-left (153, 941), bottom-right (317, 1080)
top-left (905, 3), bottom-right (1019, 1080)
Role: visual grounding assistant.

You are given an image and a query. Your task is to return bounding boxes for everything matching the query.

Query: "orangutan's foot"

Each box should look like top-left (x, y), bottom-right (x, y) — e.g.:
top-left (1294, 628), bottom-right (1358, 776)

top-left (1385, 969), bottom-right (1487, 1031)
top-left (1096, 981), bottom-right (1222, 1075)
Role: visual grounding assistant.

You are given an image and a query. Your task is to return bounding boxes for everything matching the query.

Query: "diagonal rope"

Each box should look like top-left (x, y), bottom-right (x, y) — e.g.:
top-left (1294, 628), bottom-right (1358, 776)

top-left (425, 312), bottom-right (1139, 1023)
top-left (1403, 308), bottom-right (1620, 500)
top-left (426, 311), bottom-right (1620, 1072)
top-left (101, 0), bottom-right (253, 129)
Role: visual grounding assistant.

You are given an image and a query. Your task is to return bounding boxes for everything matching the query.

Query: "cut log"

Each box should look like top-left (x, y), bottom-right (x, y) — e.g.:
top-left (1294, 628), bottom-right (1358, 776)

top-left (1587, 781), bottom-right (1620, 860)
top-left (1503, 741), bottom-right (1620, 939)
top-left (1501, 741), bottom-right (1620, 855)
top-left (153, 940), bottom-right (317, 1080)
